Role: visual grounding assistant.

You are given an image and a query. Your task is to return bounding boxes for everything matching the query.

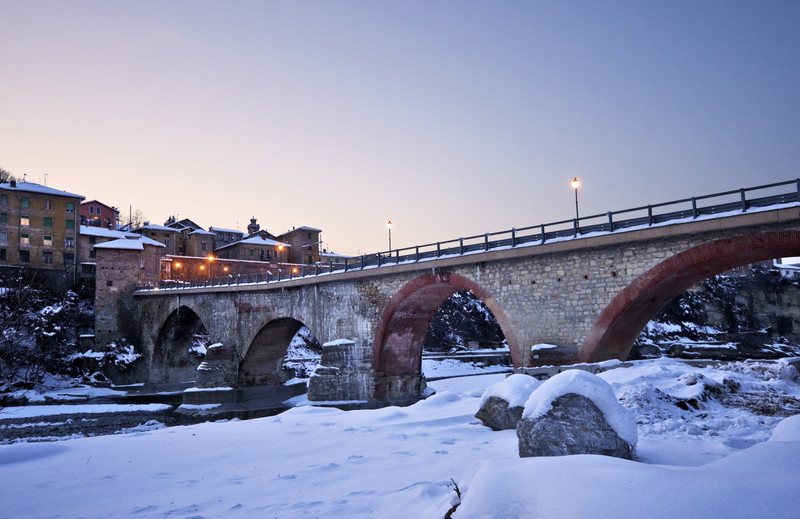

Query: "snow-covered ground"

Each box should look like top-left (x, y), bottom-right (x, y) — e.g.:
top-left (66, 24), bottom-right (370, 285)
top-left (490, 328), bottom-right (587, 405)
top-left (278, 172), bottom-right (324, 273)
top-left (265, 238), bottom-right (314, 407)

top-left (1, 357), bottom-right (800, 518)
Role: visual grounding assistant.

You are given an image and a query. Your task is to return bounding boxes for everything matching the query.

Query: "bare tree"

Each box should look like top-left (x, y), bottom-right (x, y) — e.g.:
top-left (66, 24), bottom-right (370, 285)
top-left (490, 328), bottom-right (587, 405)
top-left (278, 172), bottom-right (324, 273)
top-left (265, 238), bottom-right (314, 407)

top-left (0, 167), bottom-right (17, 184)
top-left (124, 209), bottom-right (148, 230)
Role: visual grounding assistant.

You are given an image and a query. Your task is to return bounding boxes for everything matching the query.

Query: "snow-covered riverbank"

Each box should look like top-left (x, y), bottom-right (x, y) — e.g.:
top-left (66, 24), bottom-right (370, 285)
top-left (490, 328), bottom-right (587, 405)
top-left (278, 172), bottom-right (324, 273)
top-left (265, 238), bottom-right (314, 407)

top-left (1, 357), bottom-right (799, 518)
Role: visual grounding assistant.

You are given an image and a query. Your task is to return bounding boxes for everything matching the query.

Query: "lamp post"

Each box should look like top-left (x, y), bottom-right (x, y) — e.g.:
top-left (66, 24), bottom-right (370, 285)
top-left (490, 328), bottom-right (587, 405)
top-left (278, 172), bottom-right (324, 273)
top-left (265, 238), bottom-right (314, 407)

top-left (387, 220), bottom-right (393, 251)
top-left (207, 255), bottom-right (215, 279)
top-left (571, 178), bottom-right (581, 229)
top-left (175, 262), bottom-right (181, 281)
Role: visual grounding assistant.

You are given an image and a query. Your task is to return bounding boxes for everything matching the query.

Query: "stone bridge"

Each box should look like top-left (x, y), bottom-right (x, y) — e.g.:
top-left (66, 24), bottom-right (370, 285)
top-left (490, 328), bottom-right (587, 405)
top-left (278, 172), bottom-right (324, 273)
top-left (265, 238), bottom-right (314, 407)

top-left (131, 204), bottom-right (800, 403)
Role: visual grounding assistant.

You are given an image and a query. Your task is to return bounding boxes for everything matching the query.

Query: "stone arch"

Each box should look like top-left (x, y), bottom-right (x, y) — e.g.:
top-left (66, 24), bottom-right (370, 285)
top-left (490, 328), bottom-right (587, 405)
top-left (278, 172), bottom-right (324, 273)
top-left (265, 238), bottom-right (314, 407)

top-left (373, 271), bottom-right (520, 379)
top-left (239, 317), bottom-right (308, 386)
top-left (152, 305), bottom-right (210, 385)
top-left (579, 230), bottom-right (800, 362)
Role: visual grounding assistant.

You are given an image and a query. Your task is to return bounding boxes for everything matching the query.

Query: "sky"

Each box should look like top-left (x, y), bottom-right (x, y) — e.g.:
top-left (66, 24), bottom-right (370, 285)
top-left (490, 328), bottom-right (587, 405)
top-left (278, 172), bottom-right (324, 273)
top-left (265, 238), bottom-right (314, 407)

top-left (1, 1), bottom-right (798, 256)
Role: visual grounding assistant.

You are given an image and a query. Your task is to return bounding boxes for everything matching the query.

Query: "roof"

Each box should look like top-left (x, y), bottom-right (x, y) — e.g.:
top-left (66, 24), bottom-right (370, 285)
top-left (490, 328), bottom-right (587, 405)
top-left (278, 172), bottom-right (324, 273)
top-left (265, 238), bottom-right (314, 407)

top-left (81, 200), bottom-right (119, 213)
top-left (93, 238), bottom-right (144, 251)
top-left (282, 226), bottom-right (323, 235)
top-left (215, 235), bottom-right (290, 251)
top-left (0, 181), bottom-right (84, 200)
top-left (93, 235), bottom-right (165, 251)
top-left (190, 229), bottom-right (215, 235)
top-left (134, 224), bottom-right (180, 233)
top-left (210, 226), bottom-right (243, 235)
top-left (80, 226), bottom-right (137, 239)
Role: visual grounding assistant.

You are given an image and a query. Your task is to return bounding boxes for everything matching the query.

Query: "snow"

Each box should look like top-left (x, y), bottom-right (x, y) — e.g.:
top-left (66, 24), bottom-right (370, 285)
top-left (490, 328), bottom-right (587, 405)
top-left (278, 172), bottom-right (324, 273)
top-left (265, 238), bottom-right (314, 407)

top-left (1, 358), bottom-right (799, 518)
top-left (479, 373), bottom-right (540, 407)
top-left (0, 181), bottom-right (84, 199)
top-left (522, 369), bottom-right (638, 445)
top-left (0, 403), bottom-right (171, 419)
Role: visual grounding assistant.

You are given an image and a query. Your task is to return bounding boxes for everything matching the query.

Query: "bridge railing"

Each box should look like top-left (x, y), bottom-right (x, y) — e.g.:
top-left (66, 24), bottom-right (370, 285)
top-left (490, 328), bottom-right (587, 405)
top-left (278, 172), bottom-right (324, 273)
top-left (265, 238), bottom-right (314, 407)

top-left (136, 178), bottom-right (800, 291)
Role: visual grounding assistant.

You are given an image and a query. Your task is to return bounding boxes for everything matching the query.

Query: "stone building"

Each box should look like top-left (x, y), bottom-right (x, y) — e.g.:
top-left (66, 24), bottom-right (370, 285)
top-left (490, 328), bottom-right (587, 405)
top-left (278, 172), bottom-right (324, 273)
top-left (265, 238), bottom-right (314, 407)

top-left (133, 224), bottom-right (180, 255)
top-left (80, 200), bottom-right (119, 229)
top-left (78, 225), bottom-right (139, 279)
top-left (210, 226), bottom-right (243, 250)
top-left (0, 180), bottom-right (84, 288)
top-left (214, 234), bottom-right (290, 262)
top-left (93, 236), bottom-right (164, 349)
top-left (278, 226), bottom-right (322, 265)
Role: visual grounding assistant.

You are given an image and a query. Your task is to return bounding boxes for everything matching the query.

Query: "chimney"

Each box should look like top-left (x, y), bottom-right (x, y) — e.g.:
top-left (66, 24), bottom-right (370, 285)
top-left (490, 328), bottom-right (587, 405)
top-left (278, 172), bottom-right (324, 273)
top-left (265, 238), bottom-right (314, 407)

top-left (10, 180), bottom-right (16, 188)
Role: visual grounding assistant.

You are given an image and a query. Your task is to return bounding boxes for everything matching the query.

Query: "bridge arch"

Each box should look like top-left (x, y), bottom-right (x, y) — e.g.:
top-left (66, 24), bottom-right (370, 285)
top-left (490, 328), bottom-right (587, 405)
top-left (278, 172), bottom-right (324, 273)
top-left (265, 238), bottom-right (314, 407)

top-left (151, 305), bottom-right (210, 385)
top-left (373, 271), bottom-right (520, 379)
top-left (239, 317), bottom-right (311, 386)
top-left (579, 230), bottom-right (800, 362)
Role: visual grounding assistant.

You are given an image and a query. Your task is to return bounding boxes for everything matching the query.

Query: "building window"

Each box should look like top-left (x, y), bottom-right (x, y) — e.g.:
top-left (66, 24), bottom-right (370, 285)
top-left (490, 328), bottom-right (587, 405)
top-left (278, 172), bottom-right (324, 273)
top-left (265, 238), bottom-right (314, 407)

top-left (107, 280), bottom-right (113, 287)
top-left (20, 215), bottom-right (30, 226)
top-left (19, 250), bottom-right (30, 262)
top-left (0, 232), bottom-right (6, 243)
top-left (43, 200), bottom-right (52, 210)
top-left (21, 197), bottom-right (29, 208)
top-left (20, 233), bottom-right (29, 246)
top-left (165, 239), bottom-right (170, 247)
top-left (89, 236), bottom-right (96, 244)
top-left (43, 235), bottom-right (53, 247)
top-left (44, 217), bottom-right (53, 228)
top-left (66, 219), bottom-right (74, 230)
top-left (90, 249), bottom-right (96, 258)
top-left (249, 248), bottom-right (254, 257)
top-left (0, 248), bottom-right (5, 261)
top-left (1, 194), bottom-right (6, 205)
top-left (308, 232), bottom-right (312, 239)
top-left (64, 252), bottom-right (74, 264)
top-left (88, 205), bottom-right (94, 214)
top-left (66, 202), bottom-right (74, 213)
top-left (65, 237), bottom-right (75, 248)
top-left (0, 212), bottom-right (6, 223)
top-left (95, 205), bottom-right (101, 214)
top-left (42, 251), bottom-right (53, 264)
top-left (202, 242), bottom-right (207, 251)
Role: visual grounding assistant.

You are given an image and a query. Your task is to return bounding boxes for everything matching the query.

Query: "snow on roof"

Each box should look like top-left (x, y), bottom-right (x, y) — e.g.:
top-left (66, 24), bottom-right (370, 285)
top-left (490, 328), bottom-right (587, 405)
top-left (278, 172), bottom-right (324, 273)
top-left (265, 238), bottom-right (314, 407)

top-left (522, 369), bottom-right (638, 446)
top-left (480, 373), bottom-right (541, 408)
top-left (138, 236), bottom-right (166, 247)
top-left (0, 181), bottom-right (85, 200)
top-left (93, 238), bottom-right (144, 251)
top-left (134, 224), bottom-right (179, 232)
top-left (80, 226), bottom-right (137, 239)
top-left (210, 227), bottom-right (243, 235)
top-left (293, 226), bottom-right (323, 233)
top-left (190, 229), bottom-right (215, 235)
top-left (215, 235), bottom-right (290, 250)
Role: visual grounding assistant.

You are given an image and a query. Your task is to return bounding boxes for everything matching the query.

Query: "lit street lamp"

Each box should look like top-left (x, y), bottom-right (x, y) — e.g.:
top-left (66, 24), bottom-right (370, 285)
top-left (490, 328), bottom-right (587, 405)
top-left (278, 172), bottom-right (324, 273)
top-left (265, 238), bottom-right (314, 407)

top-left (387, 220), bottom-right (392, 251)
top-left (571, 178), bottom-right (581, 229)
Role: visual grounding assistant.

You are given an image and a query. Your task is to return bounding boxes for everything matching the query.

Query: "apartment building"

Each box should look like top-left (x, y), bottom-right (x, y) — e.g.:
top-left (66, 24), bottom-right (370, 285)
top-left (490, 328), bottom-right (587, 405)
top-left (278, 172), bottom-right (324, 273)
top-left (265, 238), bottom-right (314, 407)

top-left (0, 180), bottom-right (84, 287)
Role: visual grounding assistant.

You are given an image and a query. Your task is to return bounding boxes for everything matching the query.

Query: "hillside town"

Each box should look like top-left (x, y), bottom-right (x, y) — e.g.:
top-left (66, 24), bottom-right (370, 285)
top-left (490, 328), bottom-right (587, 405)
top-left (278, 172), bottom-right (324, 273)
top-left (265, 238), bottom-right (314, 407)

top-left (0, 178), bottom-right (355, 350)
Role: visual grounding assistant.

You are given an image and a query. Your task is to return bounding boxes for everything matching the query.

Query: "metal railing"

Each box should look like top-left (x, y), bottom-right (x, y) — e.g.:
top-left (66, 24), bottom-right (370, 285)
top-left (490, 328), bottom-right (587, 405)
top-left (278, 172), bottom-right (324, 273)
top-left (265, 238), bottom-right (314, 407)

top-left (136, 178), bottom-right (800, 292)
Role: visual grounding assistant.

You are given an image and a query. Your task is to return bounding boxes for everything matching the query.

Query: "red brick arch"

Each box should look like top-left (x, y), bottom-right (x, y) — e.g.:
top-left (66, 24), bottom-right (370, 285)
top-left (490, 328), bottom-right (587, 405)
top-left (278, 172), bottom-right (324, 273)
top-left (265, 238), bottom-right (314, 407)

top-left (373, 271), bottom-right (521, 376)
top-left (579, 230), bottom-right (800, 362)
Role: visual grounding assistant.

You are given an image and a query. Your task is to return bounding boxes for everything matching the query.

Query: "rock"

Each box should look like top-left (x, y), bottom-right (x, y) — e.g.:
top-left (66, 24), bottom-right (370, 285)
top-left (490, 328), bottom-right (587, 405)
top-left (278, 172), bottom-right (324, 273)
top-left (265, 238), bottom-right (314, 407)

top-left (475, 374), bottom-right (540, 430)
top-left (476, 396), bottom-right (525, 431)
top-left (517, 393), bottom-right (635, 459)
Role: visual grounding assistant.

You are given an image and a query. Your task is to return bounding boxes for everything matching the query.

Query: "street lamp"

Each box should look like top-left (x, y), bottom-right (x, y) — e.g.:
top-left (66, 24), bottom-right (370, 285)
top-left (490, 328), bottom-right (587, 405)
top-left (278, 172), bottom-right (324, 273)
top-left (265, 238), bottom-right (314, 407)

top-left (207, 255), bottom-right (215, 278)
top-left (571, 178), bottom-right (581, 228)
top-left (174, 262), bottom-right (181, 281)
top-left (387, 220), bottom-right (392, 251)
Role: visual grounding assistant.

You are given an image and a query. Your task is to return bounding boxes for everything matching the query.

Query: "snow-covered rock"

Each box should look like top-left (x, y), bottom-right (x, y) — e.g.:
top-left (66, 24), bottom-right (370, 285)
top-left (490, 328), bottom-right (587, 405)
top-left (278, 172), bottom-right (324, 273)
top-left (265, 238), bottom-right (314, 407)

top-left (475, 374), bottom-right (540, 430)
top-left (517, 369), bottom-right (637, 459)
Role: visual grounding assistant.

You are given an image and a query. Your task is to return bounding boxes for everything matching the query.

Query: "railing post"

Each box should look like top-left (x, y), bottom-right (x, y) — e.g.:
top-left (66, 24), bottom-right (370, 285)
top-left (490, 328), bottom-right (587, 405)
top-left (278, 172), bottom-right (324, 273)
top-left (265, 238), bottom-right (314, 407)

top-left (484, 233), bottom-right (489, 251)
top-left (278, 270), bottom-right (282, 281)
top-left (459, 238), bottom-right (464, 255)
top-left (360, 255), bottom-right (364, 270)
top-left (315, 264), bottom-right (320, 276)
top-left (540, 224), bottom-right (545, 244)
top-left (740, 188), bottom-right (747, 212)
top-left (415, 246), bottom-right (420, 262)
top-left (344, 258), bottom-right (349, 272)
top-left (377, 254), bottom-right (382, 267)
top-left (436, 242), bottom-right (441, 257)
top-left (691, 197), bottom-right (698, 218)
top-left (395, 249), bottom-right (399, 264)
top-left (573, 218), bottom-right (579, 236)
top-left (648, 205), bottom-right (653, 225)
top-left (607, 211), bottom-right (614, 232)
top-left (511, 228), bottom-right (516, 247)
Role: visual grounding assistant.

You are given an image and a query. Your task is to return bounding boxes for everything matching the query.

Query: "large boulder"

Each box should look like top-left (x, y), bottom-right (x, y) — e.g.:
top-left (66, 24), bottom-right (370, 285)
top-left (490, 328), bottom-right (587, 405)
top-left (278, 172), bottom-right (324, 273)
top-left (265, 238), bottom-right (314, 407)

top-left (516, 369), bottom-right (637, 459)
top-left (475, 374), bottom-right (540, 430)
